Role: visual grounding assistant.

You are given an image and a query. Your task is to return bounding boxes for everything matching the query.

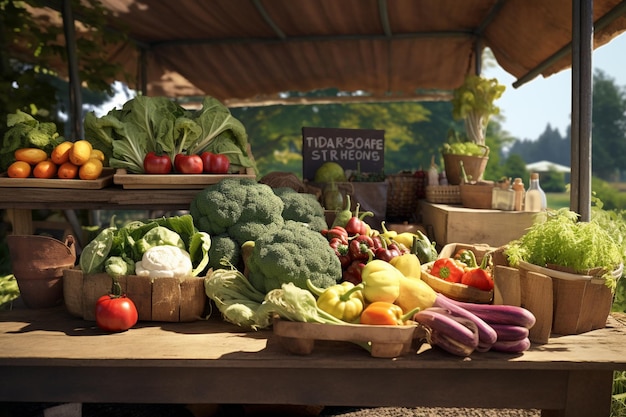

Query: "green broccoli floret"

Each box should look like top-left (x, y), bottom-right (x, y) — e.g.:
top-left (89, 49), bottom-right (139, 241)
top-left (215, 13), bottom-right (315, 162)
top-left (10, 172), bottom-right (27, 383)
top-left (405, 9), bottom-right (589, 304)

top-left (273, 187), bottom-right (328, 232)
top-left (190, 178), bottom-right (285, 245)
top-left (247, 220), bottom-right (342, 294)
top-left (208, 234), bottom-right (241, 270)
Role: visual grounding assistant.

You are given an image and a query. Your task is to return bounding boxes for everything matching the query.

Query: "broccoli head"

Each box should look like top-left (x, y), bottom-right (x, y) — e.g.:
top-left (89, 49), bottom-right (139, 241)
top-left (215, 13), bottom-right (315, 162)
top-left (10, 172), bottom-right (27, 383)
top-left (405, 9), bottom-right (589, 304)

top-left (247, 220), bottom-right (341, 294)
top-left (273, 187), bottom-right (328, 232)
top-left (190, 178), bottom-right (285, 245)
top-left (207, 234), bottom-right (241, 270)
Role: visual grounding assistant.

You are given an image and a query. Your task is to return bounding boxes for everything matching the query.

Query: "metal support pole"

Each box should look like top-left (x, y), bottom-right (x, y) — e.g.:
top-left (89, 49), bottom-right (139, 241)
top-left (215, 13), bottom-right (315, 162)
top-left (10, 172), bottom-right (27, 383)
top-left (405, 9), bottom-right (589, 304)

top-left (62, 0), bottom-right (83, 139)
top-left (570, 0), bottom-right (593, 221)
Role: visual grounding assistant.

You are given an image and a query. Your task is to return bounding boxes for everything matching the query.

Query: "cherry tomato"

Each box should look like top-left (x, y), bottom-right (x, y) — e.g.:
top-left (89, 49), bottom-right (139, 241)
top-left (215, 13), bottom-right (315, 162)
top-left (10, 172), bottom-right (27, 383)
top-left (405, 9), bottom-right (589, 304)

top-left (200, 151), bottom-right (230, 174)
top-left (95, 293), bottom-right (138, 332)
top-left (174, 154), bottom-right (203, 174)
top-left (143, 151), bottom-right (172, 174)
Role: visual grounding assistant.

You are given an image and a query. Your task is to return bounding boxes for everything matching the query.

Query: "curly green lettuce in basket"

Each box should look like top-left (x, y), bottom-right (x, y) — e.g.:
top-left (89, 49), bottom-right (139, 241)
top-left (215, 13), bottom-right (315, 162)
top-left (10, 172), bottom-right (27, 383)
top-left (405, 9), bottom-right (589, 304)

top-left (504, 208), bottom-right (623, 290)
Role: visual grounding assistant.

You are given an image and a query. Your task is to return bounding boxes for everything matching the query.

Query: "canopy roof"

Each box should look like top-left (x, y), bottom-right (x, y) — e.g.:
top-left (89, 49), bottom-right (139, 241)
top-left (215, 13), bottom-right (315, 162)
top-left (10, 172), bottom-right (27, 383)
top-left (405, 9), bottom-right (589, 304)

top-left (32, 0), bottom-right (626, 105)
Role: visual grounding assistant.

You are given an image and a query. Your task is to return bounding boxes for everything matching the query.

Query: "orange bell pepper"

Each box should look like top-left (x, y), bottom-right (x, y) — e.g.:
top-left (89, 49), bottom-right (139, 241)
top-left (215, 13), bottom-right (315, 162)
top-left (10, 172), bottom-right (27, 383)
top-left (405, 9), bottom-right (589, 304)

top-left (359, 301), bottom-right (419, 326)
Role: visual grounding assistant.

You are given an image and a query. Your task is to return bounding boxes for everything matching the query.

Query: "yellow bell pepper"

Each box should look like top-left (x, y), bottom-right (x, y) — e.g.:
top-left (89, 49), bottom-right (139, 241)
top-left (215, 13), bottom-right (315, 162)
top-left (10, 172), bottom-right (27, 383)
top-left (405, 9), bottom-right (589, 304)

top-left (389, 252), bottom-right (421, 279)
top-left (360, 259), bottom-right (402, 304)
top-left (306, 280), bottom-right (364, 322)
top-left (393, 232), bottom-right (418, 250)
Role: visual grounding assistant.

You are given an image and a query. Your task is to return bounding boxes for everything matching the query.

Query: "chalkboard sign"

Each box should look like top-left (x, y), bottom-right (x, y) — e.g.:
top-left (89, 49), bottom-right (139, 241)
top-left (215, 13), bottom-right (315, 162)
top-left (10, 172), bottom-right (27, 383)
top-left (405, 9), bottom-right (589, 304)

top-left (302, 127), bottom-right (385, 180)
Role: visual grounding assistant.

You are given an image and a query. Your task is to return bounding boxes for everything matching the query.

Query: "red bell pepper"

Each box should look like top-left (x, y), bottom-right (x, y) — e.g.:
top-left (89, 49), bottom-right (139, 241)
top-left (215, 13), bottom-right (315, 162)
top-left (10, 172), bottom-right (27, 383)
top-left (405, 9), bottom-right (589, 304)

top-left (344, 203), bottom-right (373, 236)
top-left (329, 237), bottom-right (351, 268)
top-left (322, 226), bottom-right (349, 245)
top-left (430, 258), bottom-right (464, 283)
top-left (374, 239), bottom-right (401, 262)
top-left (343, 259), bottom-right (366, 285)
top-left (349, 234), bottom-right (374, 261)
top-left (461, 254), bottom-right (494, 291)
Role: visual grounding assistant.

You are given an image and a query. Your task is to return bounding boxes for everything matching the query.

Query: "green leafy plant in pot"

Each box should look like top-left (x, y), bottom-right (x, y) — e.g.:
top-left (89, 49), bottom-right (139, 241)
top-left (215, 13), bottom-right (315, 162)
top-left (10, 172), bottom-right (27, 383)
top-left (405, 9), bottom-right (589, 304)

top-left (503, 208), bottom-right (624, 337)
top-left (443, 75), bottom-right (505, 185)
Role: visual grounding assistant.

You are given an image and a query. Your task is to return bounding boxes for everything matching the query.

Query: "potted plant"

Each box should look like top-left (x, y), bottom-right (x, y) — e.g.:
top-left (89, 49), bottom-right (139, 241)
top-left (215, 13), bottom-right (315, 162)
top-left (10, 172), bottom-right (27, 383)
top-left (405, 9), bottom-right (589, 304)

top-left (443, 75), bottom-right (505, 185)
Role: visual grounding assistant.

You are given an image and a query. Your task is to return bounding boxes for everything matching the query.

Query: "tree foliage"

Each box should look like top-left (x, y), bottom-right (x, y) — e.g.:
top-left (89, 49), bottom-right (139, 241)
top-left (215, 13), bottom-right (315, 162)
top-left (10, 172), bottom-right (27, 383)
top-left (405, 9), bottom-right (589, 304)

top-left (591, 70), bottom-right (626, 181)
top-left (1, 0), bottom-right (127, 137)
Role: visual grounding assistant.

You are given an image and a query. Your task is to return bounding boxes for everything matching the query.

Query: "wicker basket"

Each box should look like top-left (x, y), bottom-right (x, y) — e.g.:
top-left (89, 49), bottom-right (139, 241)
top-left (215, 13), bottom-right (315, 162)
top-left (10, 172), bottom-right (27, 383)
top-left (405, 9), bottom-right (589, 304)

top-left (425, 185), bottom-right (461, 204)
top-left (385, 173), bottom-right (423, 221)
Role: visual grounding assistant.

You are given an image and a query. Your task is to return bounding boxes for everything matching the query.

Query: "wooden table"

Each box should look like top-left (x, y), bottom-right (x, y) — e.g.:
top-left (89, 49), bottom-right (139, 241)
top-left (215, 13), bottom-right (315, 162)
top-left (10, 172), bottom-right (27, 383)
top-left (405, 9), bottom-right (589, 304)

top-left (0, 185), bottom-right (198, 235)
top-left (1, 304), bottom-right (625, 417)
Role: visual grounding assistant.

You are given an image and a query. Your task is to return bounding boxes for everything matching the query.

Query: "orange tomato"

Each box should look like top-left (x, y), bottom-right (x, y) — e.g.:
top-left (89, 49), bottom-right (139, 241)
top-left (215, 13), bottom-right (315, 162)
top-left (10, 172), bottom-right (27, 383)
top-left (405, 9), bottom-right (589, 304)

top-left (51, 141), bottom-right (74, 165)
top-left (14, 148), bottom-right (48, 165)
top-left (33, 160), bottom-right (58, 179)
top-left (7, 161), bottom-right (32, 178)
top-left (69, 140), bottom-right (93, 166)
top-left (79, 158), bottom-right (103, 180)
top-left (57, 162), bottom-right (79, 179)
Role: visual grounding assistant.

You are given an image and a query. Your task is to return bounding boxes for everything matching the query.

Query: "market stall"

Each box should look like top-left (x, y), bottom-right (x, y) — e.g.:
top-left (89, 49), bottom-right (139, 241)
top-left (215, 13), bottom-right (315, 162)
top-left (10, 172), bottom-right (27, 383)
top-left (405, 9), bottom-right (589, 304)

top-left (4, 2), bottom-right (626, 416)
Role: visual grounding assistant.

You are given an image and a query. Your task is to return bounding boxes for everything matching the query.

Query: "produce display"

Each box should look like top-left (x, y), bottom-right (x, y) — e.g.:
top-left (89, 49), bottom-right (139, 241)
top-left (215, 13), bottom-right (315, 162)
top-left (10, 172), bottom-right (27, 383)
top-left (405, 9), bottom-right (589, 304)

top-left (1, 111), bottom-right (106, 180)
top-left (84, 96), bottom-right (255, 175)
top-left (79, 214), bottom-right (211, 279)
top-left (427, 249), bottom-right (495, 291)
top-left (193, 187), bottom-right (536, 357)
top-left (6, 104), bottom-right (537, 354)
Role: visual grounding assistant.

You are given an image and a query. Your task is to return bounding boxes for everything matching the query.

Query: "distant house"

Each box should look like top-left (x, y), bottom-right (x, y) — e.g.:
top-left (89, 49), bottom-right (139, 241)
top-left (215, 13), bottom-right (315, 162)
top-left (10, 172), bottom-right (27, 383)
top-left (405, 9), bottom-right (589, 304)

top-left (526, 160), bottom-right (570, 183)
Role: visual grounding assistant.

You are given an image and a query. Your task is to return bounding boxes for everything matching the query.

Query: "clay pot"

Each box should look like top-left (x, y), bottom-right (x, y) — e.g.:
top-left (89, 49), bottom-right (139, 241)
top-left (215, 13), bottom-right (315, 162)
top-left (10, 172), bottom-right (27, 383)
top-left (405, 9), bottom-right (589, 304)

top-left (7, 234), bottom-right (76, 308)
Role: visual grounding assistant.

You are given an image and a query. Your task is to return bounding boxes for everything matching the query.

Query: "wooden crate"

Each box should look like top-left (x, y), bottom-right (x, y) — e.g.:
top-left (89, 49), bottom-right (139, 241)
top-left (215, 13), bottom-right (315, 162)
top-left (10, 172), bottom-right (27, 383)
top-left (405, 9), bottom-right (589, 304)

top-left (63, 268), bottom-right (207, 322)
top-left (419, 201), bottom-right (536, 248)
top-left (492, 262), bottom-right (620, 344)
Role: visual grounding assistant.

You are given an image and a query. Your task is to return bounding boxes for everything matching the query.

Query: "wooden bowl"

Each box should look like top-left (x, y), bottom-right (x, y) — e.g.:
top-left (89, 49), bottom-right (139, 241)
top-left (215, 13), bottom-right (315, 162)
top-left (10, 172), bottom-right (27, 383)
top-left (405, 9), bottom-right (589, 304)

top-left (421, 261), bottom-right (493, 304)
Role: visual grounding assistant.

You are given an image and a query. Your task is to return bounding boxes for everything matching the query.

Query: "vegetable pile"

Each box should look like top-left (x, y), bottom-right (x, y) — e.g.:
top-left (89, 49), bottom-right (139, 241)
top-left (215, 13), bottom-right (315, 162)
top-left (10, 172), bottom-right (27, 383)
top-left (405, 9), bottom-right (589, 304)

top-left (427, 248), bottom-right (495, 291)
top-left (201, 190), bottom-right (535, 357)
top-left (80, 214), bottom-right (211, 279)
top-left (190, 179), bottom-right (330, 272)
top-left (0, 110), bottom-right (64, 172)
top-left (84, 96), bottom-right (256, 175)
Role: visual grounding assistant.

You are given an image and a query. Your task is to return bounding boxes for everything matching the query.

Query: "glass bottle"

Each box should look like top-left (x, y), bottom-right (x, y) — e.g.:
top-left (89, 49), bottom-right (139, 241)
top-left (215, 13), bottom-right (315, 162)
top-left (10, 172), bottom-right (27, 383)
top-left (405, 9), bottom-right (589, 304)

top-left (524, 172), bottom-right (547, 212)
top-left (492, 178), bottom-right (515, 210)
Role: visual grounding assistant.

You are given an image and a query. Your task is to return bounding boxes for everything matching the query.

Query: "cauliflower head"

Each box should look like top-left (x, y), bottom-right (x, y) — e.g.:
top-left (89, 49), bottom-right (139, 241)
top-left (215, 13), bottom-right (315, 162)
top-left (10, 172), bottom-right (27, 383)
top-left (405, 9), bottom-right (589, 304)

top-left (247, 220), bottom-right (342, 294)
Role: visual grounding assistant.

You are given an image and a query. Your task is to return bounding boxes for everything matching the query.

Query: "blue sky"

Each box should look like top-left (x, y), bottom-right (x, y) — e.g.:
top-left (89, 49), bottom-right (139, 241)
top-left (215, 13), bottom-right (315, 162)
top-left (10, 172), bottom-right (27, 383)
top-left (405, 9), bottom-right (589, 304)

top-left (483, 33), bottom-right (626, 141)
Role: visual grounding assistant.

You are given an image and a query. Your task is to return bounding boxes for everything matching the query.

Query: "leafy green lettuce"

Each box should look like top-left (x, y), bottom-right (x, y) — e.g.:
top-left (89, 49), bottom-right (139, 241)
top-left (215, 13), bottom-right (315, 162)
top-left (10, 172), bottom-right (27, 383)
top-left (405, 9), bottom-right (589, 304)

top-left (1, 110), bottom-right (64, 171)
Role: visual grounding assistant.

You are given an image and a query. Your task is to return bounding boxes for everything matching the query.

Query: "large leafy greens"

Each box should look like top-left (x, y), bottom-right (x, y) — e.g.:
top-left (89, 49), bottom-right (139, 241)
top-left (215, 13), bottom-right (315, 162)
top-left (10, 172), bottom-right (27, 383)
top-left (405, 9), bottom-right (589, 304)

top-left (504, 208), bottom-right (624, 290)
top-left (84, 96), bottom-right (256, 173)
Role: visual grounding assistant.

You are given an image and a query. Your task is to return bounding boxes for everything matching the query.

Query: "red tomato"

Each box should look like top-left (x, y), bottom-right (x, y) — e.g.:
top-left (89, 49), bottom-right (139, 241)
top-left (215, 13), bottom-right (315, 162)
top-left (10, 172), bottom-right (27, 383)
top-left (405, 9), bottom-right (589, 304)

top-left (143, 152), bottom-right (172, 174)
top-left (200, 151), bottom-right (230, 174)
top-left (95, 294), bottom-right (138, 332)
top-left (174, 154), bottom-right (204, 174)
